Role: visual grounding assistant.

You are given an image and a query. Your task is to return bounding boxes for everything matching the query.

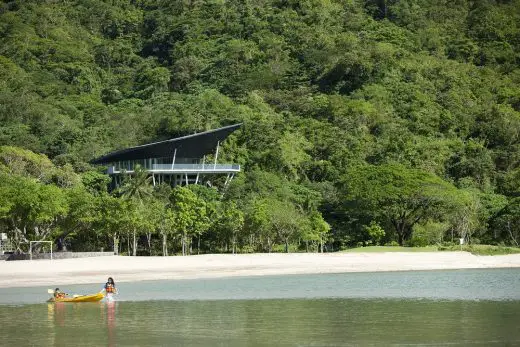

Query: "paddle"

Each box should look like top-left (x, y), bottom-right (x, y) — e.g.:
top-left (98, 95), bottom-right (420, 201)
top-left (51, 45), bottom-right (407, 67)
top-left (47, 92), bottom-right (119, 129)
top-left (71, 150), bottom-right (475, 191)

top-left (47, 289), bottom-right (81, 298)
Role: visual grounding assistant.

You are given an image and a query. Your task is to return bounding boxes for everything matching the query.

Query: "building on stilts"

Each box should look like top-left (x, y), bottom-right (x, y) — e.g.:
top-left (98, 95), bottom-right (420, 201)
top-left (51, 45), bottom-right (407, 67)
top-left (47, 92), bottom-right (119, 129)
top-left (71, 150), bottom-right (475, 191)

top-left (91, 124), bottom-right (241, 189)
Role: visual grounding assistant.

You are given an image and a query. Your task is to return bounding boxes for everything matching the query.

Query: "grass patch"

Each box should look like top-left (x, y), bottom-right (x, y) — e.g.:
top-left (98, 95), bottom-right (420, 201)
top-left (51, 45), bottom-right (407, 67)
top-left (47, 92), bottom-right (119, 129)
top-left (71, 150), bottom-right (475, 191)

top-left (438, 244), bottom-right (520, 256)
top-left (341, 246), bottom-right (438, 253)
top-left (341, 244), bottom-right (520, 255)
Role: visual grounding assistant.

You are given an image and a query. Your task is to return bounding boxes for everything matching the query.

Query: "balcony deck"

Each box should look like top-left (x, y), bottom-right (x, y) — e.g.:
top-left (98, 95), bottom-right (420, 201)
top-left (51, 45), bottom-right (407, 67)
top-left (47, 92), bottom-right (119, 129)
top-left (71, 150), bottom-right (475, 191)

top-left (108, 163), bottom-right (240, 175)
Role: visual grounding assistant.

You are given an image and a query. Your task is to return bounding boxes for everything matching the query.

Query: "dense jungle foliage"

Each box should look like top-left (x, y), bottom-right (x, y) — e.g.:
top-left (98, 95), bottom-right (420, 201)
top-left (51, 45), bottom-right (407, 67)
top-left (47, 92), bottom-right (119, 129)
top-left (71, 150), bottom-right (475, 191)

top-left (1, 0), bottom-right (520, 255)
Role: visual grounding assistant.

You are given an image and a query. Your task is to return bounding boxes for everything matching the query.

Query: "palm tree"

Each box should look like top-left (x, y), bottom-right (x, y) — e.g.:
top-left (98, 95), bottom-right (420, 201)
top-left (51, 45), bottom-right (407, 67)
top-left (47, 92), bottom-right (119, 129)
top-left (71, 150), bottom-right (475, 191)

top-left (116, 165), bottom-right (153, 256)
top-left (116, 165), bottom-right (153, 203)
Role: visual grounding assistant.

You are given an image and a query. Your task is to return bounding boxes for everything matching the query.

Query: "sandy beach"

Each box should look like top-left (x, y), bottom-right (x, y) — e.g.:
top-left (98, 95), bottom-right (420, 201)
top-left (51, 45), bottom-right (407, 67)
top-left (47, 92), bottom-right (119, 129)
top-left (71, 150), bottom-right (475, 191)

top-left (1, 252), bottom-right (520, 288)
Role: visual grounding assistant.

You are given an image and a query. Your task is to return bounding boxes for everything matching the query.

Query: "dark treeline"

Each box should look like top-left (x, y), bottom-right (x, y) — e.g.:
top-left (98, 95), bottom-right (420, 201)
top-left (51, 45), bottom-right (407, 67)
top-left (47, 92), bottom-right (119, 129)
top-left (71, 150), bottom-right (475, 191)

top-left (1, 0), bottom-right (519, 255)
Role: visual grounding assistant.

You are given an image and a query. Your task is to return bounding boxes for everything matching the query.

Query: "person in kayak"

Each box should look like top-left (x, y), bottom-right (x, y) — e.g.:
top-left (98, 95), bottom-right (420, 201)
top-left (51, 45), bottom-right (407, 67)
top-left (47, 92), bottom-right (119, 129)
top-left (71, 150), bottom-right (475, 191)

top-left (54, 288), bottom-right (67, 299)
top-left (103, 277), bottom-right (118, 295)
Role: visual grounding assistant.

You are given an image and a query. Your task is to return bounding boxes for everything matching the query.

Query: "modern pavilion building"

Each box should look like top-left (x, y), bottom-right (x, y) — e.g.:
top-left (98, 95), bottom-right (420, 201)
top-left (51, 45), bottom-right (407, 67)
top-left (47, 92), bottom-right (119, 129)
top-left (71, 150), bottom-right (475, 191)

top-left (92, 123), bottom-right (241, 188)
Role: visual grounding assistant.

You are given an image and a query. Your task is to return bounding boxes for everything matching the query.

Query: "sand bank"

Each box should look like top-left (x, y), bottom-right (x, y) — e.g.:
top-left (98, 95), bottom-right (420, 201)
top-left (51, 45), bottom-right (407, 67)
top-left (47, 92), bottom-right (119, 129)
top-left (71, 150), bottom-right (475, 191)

top-left (1, 252), bottom-right (519, 288)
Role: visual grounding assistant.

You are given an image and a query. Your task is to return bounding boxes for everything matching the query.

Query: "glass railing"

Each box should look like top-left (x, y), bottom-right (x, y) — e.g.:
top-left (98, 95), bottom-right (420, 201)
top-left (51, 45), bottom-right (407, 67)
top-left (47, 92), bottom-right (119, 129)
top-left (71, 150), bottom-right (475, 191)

top-left (108, 163), bottom-right (240, 173)
top-left (152, 164), bottom-right (240, 171)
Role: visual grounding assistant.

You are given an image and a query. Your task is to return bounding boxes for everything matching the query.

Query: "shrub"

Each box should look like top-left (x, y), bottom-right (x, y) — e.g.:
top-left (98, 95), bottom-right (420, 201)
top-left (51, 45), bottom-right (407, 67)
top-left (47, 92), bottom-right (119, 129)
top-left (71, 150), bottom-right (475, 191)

top-left (240, 245), bottom-right (255, 254)
top-left (408, 234), bottom-right (429, 247)
top-left (412, 221), bottom-right (449, 246)
top-left (437, 244), bottom-right (520, 255)
top-left (364, 221), bottom-right (385, 245)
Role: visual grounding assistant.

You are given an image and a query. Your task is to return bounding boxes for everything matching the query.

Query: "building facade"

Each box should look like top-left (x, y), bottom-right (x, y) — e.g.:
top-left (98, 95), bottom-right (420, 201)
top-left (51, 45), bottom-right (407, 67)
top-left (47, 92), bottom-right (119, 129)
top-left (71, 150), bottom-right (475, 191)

top-left (92, 124), bottom-right (242, 187)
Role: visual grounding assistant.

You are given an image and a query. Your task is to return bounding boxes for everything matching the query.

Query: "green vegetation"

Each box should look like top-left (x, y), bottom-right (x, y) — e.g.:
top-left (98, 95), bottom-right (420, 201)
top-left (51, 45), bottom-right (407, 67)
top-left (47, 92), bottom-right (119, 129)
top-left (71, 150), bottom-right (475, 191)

top-left (438, 244), bottom-right (520, 256)
top-left (342, 246), bottom-right (439, 253)
top-left (1, 1), bottom-right (520, 255)
top-left (343, 244), bottom-right (520, 255)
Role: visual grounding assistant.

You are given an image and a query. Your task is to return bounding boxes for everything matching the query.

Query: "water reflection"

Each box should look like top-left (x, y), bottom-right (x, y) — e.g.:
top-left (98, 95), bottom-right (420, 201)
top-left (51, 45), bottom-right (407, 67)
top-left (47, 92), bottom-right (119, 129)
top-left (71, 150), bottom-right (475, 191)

top-left (47, 303), bottom-right (53, 322)
top-left (46, 301), bottom-right (118, 346)
top-left (46, 304), bottom-right (56, 345)
top-left (4, 298), bottom-right (520, 346)
top-left (106, 302), bottom-right (117, 347)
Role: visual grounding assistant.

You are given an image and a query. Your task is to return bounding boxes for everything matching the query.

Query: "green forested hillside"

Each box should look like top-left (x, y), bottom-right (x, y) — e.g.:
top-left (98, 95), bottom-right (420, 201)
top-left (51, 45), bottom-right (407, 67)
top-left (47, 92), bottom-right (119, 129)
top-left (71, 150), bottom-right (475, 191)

top-left (1, 0), bottom-right (519, 254)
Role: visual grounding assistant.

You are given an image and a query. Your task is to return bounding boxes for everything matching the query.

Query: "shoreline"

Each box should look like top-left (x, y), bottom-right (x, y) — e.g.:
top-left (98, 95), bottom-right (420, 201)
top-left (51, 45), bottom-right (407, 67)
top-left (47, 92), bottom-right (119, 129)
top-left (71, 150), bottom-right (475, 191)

top-left (1, 252), bottom-right (520, 289)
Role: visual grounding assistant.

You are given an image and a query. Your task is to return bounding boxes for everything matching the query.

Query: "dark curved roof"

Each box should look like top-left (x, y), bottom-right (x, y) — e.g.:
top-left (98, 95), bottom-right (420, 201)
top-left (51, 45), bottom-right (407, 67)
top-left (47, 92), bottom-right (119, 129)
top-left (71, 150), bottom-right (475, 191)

top-left (91, 124), bottom-right (242, 164)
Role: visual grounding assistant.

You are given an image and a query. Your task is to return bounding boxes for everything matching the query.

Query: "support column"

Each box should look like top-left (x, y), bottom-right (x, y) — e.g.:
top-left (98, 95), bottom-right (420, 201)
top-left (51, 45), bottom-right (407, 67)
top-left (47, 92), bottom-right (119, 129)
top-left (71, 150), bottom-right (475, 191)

top-left (196, 155), bottom-right (205, 184)
top-left (171, 148), bottom-right (177, 170)
top-left (213, 141), bottom-right (219, 170)
top-left (224, 173), bottom-right (231, 186)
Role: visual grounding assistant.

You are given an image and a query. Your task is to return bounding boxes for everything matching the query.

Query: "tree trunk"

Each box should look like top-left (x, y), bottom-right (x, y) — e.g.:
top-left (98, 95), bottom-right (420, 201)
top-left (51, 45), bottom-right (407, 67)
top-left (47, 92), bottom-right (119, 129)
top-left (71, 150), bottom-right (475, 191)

top-left (267, 236), bottom-right (271, 253)
top-left (147, 232), bottom-right (152, 256)
top-left (397, 232), bottom-right (404, 246)
top-left (393, 218), bottom-right (407, 246)
top-left (132, 230), bottom-right (137, 256)
top-left (14, 225), bottom-right (25, 254)
top-left (507, 221), bottom-right (519, 247)
top-left (113, 234), bottom-right (119, 255)
top-left (285, 240), bottom-right (289, 253)
top-left (182, 232), bottom-right (186, 256)
top-left (197, 235), bottom-right (201, 255)
top-left (305, 240), bottom-right (308, 253)
top-left (320, 238), bottom-right (324, 253)
top-left (162, 233), bottom-right (168, 256)
top-left (189, 237), bottom-right (192, 255)
top-left (127, 236), bottom-right (130, 255)
top-left (57, 237), bottom-right (65, 252)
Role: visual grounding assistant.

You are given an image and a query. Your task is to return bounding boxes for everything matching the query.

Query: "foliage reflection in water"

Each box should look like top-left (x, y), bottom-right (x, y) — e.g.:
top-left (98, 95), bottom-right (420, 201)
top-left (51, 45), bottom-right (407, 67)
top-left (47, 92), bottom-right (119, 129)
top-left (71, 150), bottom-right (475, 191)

top-left (1, 298), bottom-right (519, 346)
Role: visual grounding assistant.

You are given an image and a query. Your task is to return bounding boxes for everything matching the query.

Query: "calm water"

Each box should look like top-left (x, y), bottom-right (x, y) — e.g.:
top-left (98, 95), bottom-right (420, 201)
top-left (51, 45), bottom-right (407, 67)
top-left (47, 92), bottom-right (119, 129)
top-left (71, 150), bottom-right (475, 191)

top-left (1, 269), bottom-right (519, 346)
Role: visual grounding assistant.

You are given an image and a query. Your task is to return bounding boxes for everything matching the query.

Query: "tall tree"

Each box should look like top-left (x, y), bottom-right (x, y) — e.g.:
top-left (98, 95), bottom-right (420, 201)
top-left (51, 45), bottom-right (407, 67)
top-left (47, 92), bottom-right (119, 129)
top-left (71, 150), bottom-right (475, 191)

top-left (306, 211), bottom-right (331, 253)
top-left (217, 201), bottom-right (245, 254)
top-left (0, 173), bottom-right (68, 253)
top-left (169, 187), bottom-right (202, 256)
top-left (344, 164), bottom-right (461, 245)
top-left (117, 165), bottom-right (153, 255)
top-left (267, 199), bottom-right (306, 253)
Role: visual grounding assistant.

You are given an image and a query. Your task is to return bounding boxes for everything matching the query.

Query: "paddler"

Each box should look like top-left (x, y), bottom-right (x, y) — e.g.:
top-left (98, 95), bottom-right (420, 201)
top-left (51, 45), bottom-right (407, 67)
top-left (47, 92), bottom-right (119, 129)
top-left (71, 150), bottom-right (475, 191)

top-left (102, 277), bottom-right (118, 297)
top-left (54, 288), bottom-right (67, 299)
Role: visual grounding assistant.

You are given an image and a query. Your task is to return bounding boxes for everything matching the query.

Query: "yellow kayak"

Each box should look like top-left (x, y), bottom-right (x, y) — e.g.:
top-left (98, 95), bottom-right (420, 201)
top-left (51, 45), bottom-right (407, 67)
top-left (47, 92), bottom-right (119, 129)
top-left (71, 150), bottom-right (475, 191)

top-left (48, 292), bottom-right (105, 303)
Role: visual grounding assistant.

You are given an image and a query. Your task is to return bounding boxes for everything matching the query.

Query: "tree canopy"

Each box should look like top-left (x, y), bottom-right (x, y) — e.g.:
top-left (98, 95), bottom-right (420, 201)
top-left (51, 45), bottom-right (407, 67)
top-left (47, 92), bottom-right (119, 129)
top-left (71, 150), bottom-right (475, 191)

top-left (1, 0), bottom-right (520, 253)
